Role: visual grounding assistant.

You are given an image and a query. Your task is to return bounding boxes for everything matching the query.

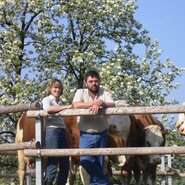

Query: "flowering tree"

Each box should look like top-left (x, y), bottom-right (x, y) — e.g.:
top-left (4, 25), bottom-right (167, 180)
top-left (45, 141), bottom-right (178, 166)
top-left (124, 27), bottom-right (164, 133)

top-left (0, 0), bottom-right (184, 183)
top-left (0, 0), bottom-right (182, 105)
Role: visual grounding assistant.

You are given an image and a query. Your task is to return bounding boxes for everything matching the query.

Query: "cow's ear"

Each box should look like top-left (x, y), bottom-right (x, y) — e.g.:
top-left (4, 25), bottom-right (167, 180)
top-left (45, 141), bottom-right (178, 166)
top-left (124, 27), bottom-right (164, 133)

top-left (176, 120), bottom-right (184, 129)
top-left (161, 129), bottom-right (168, 135)
top-left (144, 126), bottom-right (149, 130)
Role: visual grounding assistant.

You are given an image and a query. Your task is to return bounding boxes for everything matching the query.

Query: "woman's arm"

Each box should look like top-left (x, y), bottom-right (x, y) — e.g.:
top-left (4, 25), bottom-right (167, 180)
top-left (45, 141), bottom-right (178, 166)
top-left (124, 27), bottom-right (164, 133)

top-left (47, 105), bottom-right (72, 114)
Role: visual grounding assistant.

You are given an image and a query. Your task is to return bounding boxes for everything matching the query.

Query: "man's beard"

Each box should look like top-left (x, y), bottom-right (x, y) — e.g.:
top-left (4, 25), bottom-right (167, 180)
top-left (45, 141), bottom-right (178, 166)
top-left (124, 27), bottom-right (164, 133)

top-left (88, 85), bottom-right (99, 94)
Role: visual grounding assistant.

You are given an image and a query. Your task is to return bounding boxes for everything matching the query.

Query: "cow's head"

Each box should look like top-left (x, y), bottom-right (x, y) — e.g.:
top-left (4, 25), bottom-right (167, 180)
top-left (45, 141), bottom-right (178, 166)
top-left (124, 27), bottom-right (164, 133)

top-left (108, 115), bottom-right (131, 144)
top-left (176, 114), bottom-right (185, 136)
top-left (108, 115), bottom-right (131, 166)
top-left (108, 133), bottom-right (127, 166)
top-left (144, 125), bottom-right (165, 164)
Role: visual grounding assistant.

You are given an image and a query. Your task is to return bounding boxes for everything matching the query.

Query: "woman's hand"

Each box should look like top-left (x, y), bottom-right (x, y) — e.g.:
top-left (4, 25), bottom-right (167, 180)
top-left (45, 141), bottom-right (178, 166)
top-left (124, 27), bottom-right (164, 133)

top-left (65, 104), bottom-right (72, 109)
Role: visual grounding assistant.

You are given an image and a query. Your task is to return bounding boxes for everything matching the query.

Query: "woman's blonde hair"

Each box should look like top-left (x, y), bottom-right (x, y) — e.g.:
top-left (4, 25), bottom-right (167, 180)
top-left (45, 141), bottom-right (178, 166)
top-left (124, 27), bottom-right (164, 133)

top-left (47, 78), bottom-right (63, 95)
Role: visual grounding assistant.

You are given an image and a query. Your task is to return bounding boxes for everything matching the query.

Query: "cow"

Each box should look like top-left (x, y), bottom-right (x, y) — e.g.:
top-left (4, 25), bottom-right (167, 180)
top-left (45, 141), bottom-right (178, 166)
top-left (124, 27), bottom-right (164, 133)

top-left (133, 114), bottom-right (167, 164)
top-left (108, 115), bottom-right (131, 167)
top-left (176, 113), bottom-right (185, 135)
top-left (113, 114), bottom-right (145, 185)
top-left (108, 114), bottom-right (167, 185)
top-left (175, 102), bottom-right (185, 135)
top-left (133, 124), bottom-right (166, 185)
top-left (15, 112), bottom-right (35, 185)
top-left (15, 112), bottom-right (80, 185)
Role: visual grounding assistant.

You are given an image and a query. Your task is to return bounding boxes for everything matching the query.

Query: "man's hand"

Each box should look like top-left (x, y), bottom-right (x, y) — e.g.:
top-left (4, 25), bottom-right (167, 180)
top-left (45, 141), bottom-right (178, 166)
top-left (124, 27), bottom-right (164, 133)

top-left (89, 99), bottom-right (105, 114)
top-left (89, 104), bottom-right (100, 114)
top-left (93, 99), bottom-right (104, 107)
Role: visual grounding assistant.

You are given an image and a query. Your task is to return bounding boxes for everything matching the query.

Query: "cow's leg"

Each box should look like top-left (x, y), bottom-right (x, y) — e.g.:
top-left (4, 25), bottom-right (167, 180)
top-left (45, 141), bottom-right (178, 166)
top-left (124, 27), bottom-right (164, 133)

top-left (17, 150), bottom-right (26, 185)
top-left (121, 165), bottom-right (132, 185)
top-left (120, 166), bottom-right (130, 185)
top-left (79, 165), bottom-right (90, 185)
top-left (142, 169), bottom-right (149, 185)
top-left (133, 168), bottom-right (142, 185)
top-left (143, 164), bottom-right (157, 185)
top-left (120, 177), bottom-right (125, 185)
top-left (66, 157), bottom-right (77, 185)
top-left (66, 170), bottom-right (76, 185)
top-left (149, 164), bottom-right (157, 185)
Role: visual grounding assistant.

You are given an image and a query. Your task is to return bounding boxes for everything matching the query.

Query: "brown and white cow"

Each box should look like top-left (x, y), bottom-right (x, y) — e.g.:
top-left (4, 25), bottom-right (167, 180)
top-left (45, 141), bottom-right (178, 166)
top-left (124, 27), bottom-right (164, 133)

top-left (133, 114), bottom-right (167, 164)
top-left (108, 114), bottom-right (167, 185)
top-left (15, 112), bottom-right (79, 185)
top-left (133, 124), bottom-right (166, 185)
top-left (175, 102), bottom-right (185, 135)
top-left (15, 112), bottom-right (35, 185)
top-left (108, 115), bottom-right (131, 166)
top-left (176, 112), bottom-right (185, 135)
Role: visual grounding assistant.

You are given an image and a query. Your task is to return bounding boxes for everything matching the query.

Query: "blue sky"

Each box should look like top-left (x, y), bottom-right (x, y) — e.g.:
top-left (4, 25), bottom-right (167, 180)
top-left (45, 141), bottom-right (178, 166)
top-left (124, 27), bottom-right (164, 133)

top-left (135, 0), bottom-right (185, 105)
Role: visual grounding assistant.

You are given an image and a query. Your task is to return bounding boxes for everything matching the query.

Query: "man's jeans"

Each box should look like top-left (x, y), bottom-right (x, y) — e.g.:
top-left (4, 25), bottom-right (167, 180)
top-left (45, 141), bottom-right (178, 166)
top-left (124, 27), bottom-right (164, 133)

top-left (80, 130), bottom-right (109, 185)
top-left (44, 127), bottom-right (69, 185)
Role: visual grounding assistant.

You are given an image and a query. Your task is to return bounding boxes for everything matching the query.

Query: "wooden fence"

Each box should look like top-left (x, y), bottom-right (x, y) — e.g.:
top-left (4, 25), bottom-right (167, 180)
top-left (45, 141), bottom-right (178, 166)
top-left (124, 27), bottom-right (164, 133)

top-left (0, 104), bottom-right (185, 185)
top-left (25, 105), bottom-right (185, 185)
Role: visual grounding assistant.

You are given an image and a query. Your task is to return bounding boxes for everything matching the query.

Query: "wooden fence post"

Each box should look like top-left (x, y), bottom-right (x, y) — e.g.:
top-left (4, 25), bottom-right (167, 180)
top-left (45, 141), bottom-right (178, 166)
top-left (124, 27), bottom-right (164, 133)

top-left (35, 117), bottom-right (44, 185)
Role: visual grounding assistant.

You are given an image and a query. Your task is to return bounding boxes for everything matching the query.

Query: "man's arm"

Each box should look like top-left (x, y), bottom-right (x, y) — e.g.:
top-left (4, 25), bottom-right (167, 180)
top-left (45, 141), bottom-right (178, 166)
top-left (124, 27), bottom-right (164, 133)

top-left (72, 102), bottom-right (94, 109)
top-left (75, 99), bottom-right (115, 114)
top-left (93, 98), bottom-right (115, 108)
top-left (73, 99), bottom-right (115, 108)
top-left (72, 89), bottom-right (115, 113)
top-left (72, 101), bottom-right (100, 114)
top-left (104, 102), bottom-right (115, 108)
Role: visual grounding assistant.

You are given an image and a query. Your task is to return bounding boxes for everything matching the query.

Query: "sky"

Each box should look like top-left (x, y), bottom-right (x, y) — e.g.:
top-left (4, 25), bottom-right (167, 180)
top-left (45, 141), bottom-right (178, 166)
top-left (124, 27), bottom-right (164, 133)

top-left (135, 0), bottom-right (185, 105)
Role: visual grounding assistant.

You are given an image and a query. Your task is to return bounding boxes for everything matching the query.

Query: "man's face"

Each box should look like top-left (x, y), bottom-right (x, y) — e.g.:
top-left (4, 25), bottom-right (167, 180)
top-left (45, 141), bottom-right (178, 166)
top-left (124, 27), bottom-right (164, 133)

top-left (86, 76), bottom-right (100, 94)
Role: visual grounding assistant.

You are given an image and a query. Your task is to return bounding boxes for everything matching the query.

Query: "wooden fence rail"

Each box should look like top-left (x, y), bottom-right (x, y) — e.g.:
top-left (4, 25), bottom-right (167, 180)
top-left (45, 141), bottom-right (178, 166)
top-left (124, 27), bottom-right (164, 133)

top-left (0, 151), bottom-right (16, 155)
top-left (1, 170), bottom-right (184, 178)
top-left (0, 102), bottom-right (41, 114)
top-left (0, 141), bottom-right (40, 151)
top-left (24, 146), bottom-right (185, 157)
top-left (26, 105), bottom-right (185, 118)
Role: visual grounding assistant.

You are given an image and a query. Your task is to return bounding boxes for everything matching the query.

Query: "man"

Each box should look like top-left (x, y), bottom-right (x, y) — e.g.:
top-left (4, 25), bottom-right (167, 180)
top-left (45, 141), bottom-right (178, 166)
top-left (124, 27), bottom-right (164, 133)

top-left (72, 70), bottom-right (115, 185)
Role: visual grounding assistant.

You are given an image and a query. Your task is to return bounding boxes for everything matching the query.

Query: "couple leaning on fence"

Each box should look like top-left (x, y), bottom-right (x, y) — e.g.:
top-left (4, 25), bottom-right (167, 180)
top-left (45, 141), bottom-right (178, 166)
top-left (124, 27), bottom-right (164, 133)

top-left (42, 69), bottom-right (115, 185)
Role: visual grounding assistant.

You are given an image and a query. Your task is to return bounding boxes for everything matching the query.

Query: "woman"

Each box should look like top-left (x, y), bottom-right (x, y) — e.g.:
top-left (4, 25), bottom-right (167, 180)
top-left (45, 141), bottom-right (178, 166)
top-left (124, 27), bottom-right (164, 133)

top-left (42, 78), bottom-right (72, 185)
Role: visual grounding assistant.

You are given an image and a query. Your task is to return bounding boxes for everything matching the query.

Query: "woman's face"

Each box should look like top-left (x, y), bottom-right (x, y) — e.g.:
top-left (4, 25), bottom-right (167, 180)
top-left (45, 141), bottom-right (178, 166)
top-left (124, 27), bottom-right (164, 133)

top-left (50, 83), bottom-right (62, 98)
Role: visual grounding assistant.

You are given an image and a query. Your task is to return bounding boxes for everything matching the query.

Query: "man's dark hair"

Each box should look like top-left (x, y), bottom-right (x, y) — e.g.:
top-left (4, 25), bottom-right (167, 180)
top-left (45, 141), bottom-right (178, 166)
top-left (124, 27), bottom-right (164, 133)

top-left (84, 70), bottom-right (100, 81)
